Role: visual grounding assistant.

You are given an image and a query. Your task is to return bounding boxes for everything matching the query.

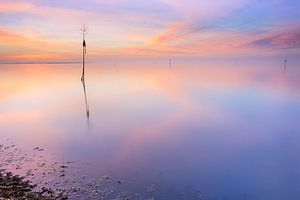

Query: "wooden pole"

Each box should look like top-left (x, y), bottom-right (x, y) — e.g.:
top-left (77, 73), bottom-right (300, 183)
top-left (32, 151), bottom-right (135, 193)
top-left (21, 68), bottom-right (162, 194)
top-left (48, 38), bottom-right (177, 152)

top-left (81, 25), bottom-right (88, 81)
top-left (82, 40), bottom-right (85, 80)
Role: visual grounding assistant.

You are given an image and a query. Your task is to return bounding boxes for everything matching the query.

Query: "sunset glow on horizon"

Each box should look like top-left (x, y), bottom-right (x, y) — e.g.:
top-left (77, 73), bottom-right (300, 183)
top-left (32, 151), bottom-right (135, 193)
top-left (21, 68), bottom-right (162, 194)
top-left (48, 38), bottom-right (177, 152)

top-left (1, 0), bottom-right (300, 62)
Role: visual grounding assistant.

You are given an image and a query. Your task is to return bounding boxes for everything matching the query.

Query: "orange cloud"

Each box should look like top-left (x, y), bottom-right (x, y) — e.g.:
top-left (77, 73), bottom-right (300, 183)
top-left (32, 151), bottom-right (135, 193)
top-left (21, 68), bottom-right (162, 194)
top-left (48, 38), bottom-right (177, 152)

top-left (0, 26), bottom-right (81, 62)
top-left (0, 2), bottom-right (33, 11)
top-left (151, 23), bottom-right (184, 44)
top-left (0, 28), bottom-right (31, 44)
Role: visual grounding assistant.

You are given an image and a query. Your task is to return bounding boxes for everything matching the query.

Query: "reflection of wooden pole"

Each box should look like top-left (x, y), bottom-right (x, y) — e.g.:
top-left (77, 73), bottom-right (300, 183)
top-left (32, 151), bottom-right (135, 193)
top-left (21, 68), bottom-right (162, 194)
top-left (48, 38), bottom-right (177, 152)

top-left (81, 78), bottom-right (90, 127)
top-left (284, 59), bottom-right (287, 72)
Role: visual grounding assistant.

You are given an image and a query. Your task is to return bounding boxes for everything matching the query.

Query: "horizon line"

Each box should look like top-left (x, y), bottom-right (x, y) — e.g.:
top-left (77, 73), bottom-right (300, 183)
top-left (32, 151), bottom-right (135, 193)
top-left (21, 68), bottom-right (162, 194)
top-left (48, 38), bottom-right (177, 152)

top-left (0, 61), bottom-right (83, 65)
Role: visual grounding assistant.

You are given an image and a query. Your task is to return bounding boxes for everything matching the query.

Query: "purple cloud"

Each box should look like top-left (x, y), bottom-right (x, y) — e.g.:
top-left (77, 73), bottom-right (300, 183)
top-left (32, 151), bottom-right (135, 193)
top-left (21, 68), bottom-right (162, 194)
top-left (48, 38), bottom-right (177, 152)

top-left (246, 31), bottom-right (300, 49)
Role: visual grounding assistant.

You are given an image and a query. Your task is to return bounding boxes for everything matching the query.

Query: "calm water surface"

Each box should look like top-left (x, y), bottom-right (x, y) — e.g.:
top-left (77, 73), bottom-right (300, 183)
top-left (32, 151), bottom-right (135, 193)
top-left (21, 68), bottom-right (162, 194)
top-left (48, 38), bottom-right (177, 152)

top-left (0, 59), bottom-right (300, 199)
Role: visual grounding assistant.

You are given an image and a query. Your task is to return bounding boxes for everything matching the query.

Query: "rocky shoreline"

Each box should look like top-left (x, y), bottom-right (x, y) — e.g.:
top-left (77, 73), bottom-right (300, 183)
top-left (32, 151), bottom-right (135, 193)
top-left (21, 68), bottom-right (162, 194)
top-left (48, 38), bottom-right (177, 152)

top-left (0, 142), bottom-right (160, 200)
top-left (0, 169), bottom-right (67, 200)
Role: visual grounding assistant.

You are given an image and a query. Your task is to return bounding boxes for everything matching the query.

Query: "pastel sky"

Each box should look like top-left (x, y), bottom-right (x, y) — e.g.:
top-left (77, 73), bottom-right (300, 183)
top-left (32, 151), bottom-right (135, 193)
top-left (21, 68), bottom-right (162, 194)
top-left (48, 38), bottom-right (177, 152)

top-left (0, 0), bottom-right (300, 61)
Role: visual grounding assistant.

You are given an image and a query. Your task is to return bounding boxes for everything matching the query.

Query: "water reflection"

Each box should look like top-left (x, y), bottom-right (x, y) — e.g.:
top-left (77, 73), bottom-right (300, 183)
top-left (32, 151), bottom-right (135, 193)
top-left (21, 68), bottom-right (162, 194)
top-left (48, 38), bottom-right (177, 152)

top-left (81, 77), bottom-right (90, 126)
top-left (0, 60), bottom-right (300, 200)
top-left (284, 59), bottom-right (287, 72)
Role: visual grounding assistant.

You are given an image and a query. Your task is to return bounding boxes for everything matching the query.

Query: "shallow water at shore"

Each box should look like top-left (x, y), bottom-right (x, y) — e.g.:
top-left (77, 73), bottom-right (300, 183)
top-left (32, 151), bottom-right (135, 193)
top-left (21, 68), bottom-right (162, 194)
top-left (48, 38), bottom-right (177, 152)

top-left (1, 58), bottom-right (300, 199)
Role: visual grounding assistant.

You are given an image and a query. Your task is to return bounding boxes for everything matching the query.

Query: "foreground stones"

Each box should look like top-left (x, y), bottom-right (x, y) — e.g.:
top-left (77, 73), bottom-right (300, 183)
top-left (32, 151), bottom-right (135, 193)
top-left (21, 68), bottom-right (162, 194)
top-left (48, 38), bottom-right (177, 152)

top-left (0, 169), bottom-right (67, 200)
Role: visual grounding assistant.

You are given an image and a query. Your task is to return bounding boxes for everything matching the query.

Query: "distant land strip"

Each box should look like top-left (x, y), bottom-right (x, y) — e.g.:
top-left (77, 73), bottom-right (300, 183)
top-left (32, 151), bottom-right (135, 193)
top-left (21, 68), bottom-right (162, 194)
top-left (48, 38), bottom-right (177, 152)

top-left (0, 61), bottom-right (82, 65)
